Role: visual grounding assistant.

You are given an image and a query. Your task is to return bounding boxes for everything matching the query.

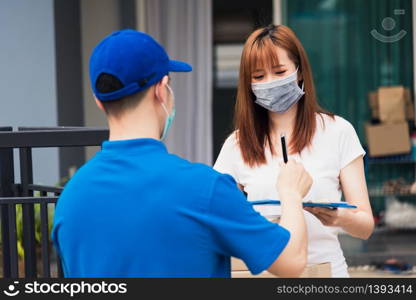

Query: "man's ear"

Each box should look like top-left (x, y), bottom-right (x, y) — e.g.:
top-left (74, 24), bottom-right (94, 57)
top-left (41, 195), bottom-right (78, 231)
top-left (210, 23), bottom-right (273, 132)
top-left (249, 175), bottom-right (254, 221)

top-left (154, 75), bottom-right (169, 103)
top-left (95, 97), bottom-right (105, 111)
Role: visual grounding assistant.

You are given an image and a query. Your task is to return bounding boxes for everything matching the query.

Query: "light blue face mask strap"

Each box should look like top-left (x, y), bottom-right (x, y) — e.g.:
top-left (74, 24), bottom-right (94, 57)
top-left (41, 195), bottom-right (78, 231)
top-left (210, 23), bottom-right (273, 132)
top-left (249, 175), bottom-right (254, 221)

top-left (161, 84), bottom-right (175, 116)
top-left (166, 84), bottom-right (174, 98)
top-left (161, 102), bottom-right (169, 115)
top-left (160, 102), bottom-right (169, 140)
top-left (160, 85), bottom-right (175, 140)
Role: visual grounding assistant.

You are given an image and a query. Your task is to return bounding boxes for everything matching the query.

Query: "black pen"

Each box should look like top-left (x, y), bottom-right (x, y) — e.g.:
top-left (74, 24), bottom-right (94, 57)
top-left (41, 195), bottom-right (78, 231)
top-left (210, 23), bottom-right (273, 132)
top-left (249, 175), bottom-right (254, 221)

top-left (280, 133), bottom-right (288, 164)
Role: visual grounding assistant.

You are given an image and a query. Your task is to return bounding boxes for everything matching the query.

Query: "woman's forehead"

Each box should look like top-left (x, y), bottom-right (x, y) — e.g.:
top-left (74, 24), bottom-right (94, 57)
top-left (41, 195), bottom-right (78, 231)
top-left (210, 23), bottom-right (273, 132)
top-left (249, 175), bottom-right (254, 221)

top-left (249, 41), bottom-right (292, 71)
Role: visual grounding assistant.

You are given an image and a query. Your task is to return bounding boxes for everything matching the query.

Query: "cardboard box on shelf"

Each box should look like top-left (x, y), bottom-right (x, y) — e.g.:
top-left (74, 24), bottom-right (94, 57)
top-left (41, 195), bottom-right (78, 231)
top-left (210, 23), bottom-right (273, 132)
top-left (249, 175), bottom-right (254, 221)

top-left (377, 86), bottom-right (407, 123)
top-left (368, 86), bottom-right (414, 122)
top-left (368, 91), bottom-right (379, 119)
top-left (365, 122), bottom-right (411, 157)
top-left (404, 88), bottom-right (415, 121)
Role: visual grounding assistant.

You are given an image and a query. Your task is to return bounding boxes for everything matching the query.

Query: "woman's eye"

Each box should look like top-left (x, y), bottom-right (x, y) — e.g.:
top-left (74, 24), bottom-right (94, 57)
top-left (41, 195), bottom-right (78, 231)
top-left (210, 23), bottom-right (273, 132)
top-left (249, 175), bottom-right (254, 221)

top-left (275, 71), bottom-right (286, 75)
top-left (253, 75), bottom-right (263, 80)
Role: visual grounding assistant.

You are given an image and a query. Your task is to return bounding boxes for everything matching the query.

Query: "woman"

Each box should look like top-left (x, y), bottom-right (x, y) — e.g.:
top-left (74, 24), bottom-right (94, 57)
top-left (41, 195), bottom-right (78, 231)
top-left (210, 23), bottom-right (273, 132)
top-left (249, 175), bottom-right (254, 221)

top-left (214, 24), bottom-right (374, 277)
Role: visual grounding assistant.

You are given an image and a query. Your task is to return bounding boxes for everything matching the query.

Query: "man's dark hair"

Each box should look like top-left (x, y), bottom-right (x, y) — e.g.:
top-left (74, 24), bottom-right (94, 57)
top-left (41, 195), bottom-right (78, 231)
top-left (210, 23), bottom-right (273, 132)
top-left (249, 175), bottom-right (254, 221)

top-left (95, 73), bottom-right (148, 117)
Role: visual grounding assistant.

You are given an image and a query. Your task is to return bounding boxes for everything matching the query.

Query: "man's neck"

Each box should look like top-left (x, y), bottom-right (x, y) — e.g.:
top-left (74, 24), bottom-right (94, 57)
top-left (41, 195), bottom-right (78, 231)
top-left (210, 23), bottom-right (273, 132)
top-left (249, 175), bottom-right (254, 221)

top-left (107, 109), bottom-right (162, 141)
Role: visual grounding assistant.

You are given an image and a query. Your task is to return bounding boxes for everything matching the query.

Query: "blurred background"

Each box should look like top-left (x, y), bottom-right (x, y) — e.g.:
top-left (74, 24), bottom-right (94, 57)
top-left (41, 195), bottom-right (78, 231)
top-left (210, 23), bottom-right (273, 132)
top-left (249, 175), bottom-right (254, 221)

top-left (0, 0), bottom-right (415, 277)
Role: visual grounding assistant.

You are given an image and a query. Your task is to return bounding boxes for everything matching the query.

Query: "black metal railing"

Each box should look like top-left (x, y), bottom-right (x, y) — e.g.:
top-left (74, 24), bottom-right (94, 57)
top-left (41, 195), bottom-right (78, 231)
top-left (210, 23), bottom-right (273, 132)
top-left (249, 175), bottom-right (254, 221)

top-left (0, 126), bottom-right (108, 278)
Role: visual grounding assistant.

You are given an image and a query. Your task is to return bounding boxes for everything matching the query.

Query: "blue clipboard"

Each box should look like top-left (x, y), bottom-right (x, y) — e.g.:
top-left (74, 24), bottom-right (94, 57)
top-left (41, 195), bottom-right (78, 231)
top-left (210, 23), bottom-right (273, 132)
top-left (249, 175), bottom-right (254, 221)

top-left (250, 200), bottom-right (357, 209)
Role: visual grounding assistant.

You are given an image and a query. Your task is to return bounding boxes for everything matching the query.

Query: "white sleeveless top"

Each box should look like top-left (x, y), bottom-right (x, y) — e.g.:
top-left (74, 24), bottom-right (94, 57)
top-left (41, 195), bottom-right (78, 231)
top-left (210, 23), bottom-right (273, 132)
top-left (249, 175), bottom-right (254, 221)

top-left (213, 113), bottom-right (366, 277)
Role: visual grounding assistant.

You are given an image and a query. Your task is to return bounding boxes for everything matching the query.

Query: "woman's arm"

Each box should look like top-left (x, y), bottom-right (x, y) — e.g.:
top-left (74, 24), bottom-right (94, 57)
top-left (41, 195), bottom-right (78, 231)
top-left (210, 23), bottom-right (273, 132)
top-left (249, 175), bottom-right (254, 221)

top-left (305, 156), bottom-right (374, 240)
top-left (338, 156), bottom-right (374, 239)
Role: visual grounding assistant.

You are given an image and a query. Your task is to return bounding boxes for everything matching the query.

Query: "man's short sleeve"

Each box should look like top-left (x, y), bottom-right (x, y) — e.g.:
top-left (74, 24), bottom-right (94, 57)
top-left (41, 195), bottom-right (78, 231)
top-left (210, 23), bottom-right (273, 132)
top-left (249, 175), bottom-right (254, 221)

top-left (206, 174), bottom-right (290, 275)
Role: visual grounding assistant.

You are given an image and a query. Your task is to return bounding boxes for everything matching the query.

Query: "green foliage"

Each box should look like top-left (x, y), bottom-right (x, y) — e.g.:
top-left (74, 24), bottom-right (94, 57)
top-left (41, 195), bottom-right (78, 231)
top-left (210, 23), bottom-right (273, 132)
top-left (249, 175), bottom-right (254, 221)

top-left (1, 191), bottom-right (55, 259)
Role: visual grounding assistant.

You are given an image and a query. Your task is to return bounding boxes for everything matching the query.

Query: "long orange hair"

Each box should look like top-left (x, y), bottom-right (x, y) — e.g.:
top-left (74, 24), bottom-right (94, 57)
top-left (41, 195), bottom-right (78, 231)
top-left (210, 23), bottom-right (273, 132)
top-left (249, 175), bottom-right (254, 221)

top-left (234, 24), bottom-right (333, 167)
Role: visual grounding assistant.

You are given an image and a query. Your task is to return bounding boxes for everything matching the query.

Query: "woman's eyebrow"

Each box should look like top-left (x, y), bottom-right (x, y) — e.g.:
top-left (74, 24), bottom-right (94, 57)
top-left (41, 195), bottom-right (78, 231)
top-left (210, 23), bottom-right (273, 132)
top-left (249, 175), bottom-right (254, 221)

top-left (272, 64), bottom-right (286, 68)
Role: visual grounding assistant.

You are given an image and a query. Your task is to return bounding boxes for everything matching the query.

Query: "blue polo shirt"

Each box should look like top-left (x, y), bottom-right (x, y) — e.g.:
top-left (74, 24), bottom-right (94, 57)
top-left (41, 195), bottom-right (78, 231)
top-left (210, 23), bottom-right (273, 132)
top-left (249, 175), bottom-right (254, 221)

top-left (51, 138), bottom-right (290, 277)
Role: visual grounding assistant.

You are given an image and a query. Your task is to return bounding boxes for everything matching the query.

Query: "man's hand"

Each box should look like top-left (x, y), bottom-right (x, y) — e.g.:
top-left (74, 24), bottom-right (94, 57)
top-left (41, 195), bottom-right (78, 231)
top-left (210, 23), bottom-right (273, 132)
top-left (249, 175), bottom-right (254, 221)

top-left (267, 160), bottom-right (312, 277)
top-left (276, 160), bottom-right (313, 202)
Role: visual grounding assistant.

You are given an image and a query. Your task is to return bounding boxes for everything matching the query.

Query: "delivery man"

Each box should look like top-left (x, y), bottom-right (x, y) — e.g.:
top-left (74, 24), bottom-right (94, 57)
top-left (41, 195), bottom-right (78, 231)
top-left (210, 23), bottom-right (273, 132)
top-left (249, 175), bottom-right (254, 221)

top-left (51, 29), bottom-right (312, 278)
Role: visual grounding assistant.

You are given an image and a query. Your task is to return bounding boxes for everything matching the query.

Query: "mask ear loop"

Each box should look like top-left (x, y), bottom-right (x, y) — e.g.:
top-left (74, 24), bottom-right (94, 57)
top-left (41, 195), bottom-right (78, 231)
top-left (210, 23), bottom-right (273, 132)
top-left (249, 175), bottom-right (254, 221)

top-left (161, 84), bottom-right (174, 116)
top-left (161, 102), bottom-right (169, 115)
top-left (295, 66), bottom-right (304, 91)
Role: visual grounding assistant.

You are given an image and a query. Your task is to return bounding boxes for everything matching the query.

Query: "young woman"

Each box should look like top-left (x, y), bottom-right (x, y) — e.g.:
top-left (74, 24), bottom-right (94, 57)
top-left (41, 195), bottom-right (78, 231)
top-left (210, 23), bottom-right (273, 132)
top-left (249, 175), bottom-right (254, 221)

top-left (214, 24), bottom-right (374, 277)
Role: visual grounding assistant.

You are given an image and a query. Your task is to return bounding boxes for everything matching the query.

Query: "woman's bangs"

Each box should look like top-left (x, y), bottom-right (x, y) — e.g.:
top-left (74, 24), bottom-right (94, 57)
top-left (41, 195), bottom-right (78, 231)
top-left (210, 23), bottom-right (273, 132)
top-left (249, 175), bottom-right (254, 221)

top-left (248, 38), bottom-right (281, 73)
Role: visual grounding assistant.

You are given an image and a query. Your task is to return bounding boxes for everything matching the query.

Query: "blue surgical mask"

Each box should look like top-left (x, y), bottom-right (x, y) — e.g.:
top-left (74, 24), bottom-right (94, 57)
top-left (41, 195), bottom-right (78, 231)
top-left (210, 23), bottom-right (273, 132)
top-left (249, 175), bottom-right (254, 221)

top-left (251, 69), bottom-right (305, 113)
top-left (160, 85), bottom-right (175, 140)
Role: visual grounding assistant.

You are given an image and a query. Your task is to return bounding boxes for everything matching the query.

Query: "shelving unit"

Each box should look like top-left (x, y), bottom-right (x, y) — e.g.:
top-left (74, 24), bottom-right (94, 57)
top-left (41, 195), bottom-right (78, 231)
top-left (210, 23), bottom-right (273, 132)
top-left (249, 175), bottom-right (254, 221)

top-left (366, 153), bottom-right (416, 165)
top-left (364, 152), bottom-right (416, 223)
top-left (369, 191), bottom-right (415, 198)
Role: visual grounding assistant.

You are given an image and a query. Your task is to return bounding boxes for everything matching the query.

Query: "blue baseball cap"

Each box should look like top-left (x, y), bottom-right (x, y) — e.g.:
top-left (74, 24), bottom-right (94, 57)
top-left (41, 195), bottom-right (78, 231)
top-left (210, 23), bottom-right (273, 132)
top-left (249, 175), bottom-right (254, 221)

top-left (90, 29), bottom-right (192, 101)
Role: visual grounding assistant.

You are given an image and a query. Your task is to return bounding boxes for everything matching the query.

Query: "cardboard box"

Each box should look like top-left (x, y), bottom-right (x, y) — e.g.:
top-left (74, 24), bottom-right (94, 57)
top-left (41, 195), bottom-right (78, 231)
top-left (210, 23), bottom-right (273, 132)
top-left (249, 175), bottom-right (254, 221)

top-left (378, 86), bottom-right (406, 123)
top-left (404, 88), bottom-right (415, 121)
top-left (368, 91), bottom-right (379, 119)
top-left (368, 86), bottom-right (414, 122)
top-left (231, 258), bottom-right (332, 277)
top-left (365, 122), bottom-right (411, 157)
